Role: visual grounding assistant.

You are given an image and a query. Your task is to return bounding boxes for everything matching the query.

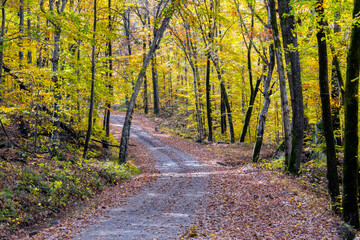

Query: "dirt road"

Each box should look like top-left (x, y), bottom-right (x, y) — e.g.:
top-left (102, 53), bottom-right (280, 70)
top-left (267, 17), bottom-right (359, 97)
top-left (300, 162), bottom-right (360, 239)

top-left (72, 115), bottom-right (210, 239)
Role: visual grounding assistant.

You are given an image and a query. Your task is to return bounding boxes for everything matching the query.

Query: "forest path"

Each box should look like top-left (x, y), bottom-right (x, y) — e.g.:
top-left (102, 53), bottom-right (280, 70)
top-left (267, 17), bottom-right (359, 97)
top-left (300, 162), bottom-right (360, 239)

top-left (72, 115), bottom-right (210, 239)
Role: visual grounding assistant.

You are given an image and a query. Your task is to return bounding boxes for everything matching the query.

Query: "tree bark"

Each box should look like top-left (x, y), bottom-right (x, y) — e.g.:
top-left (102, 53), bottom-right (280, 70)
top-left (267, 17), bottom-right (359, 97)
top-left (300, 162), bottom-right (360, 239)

top-left (119, 0), bottom-right (177, 164)
top-left (103, 0), bottom-right (113, 148)
top-left (342, 0), bottom-right (360, 229)
top-left (330, 2), bottom-right (343, 146)
top-left (239, 20), bottom-right (257, 143)
top-left (252, 44), bottom-right (275, 162)
top-left (205, 52), bottom-right (213, 141)
top-left (83, 0), bottom-right (97, 159)
top-left (315, 0), bottom-right (340, 205)
top-left (220, 90), bottom-right (227, 134)
top-left (211, 52), bottom-right (235, 143)
top-left (268, 0), bottom-right (292, 166)
top-left (143, 40), bottom-right (149, 114)
top-left (19, 0), bottom-right (24, 65)
top-left (151, 52), bottom-right (160, 114)
top-left (278, 0), bottom-right (304, 174)
top-left (27, 8), bottom-right (32, 64)
top-left (192, 64), bottom-right (204, 141)
top-left (0, 0), bottom-right (6, 85)
top-left (239, 74), bottom-right (261, 142)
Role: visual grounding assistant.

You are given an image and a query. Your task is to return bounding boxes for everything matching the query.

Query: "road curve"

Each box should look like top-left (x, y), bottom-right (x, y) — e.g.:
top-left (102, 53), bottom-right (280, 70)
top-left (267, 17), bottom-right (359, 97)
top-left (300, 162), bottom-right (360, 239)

top-left (72, 115), bottom-right (209, 240)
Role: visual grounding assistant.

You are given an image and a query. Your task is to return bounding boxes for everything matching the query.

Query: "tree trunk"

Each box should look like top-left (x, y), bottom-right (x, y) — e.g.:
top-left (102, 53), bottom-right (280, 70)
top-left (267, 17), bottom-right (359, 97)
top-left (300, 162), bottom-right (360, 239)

top-left (192, 65), bottom-right (204, 141)
top-left (205, 52), bottom-right (213, 141)
top-left (278, 0), bottom-right (304, 174)
top-left (268, 0), bottom-right (291, 166)
top-left (342, 0), bottom-right (360, 229)
top-left (27, 8), bottom-right (32, 64)
top-left (211, 52), bottom-right (235, 143)
top-left (119, 1), bottom-right (176, 164)
top-left (239, 75), bottom-right (261, 142)
top-left (315, 0), bottom-right (340, 205)
top-left (83, 0), bottom-right (97, 159)
top-left (252, 44), bottom-right (275, 162)
top-left (0, 0), bottom-right (6, 85)
top-left (103, 0), bottom-right (113, 148)
top-left (40, 0), bottom-right (67, 157)
top-left (123, 9), bottom-right (131, 56)
top-left (152, 52), bottom-right (160, 114)
top-left (220, 90), bottom-right (227, 134)
top-left (239, 35), bottom-right (255, 143)
top-left (143, 40), bottom-right (148, 114)
top-left (19, 0), bottom-right (24, 65)
top-left (330, 3), bottom-right (343, 146)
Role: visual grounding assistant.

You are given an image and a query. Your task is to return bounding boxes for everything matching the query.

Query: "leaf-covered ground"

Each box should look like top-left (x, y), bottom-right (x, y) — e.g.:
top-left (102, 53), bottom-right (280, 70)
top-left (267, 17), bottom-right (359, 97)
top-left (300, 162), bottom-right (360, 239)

top-left (131, 113), bottom-right (350, 239)
top-left (12, 113), bottom-right (355, 239)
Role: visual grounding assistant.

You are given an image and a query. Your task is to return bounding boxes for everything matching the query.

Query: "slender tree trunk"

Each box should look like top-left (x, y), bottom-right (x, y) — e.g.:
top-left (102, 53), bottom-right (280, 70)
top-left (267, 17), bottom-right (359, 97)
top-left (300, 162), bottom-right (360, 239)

top-left (205, 52), bottom-right (213, 141)
top-left (239, 76), bottom-right (261, 142)
top-left (152, 52), bottom-right (160, 114)
top-left (40, 0), bottom-right (68, 157)
top-left (36, 16), bottom-right (43, 68)
top-left (0, 0), bottom-right (6, 85)
top-left (278, 0), bottom-right (304, 174)
top-left (269, 0), bottom-right (291, 165)
top-left (123, 9), bottom-right (131, 56)
top-left (192, 65), bottom-right (204, 141)
top-left (119, 1), bottom-right (176, 164)
top-left (143, 40), bottom-right (148, 114)
top-left (27, 8), bottom-right (32, 64)
top-left (211, 52), bottom-right (235, 143)
top-left (83, 0), bottom-right (97, 159)
top-left (220, 82), bottom-right (234, 143)
top-left (103, 0), bottom-right (113, 148)
top-left (221, 90), bottom-right (227, 134)
top-left (239, 38), bottom-right (254, 142)
top-left (19, 0), bottom-right (24, 65)
top-left (330, 2), bottom-right (343, 146)
top-left (342, 0), bottom-right (360, 228)
top-left (315, 0), bottom-right (340, 205)
top-left (252, 44), bottom-right (275, 162)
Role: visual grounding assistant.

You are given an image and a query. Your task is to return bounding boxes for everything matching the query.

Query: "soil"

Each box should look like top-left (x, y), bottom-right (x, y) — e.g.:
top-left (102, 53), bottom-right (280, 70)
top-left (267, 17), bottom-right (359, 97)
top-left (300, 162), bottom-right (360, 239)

top-left (15, 113), bottom-right (349, 239)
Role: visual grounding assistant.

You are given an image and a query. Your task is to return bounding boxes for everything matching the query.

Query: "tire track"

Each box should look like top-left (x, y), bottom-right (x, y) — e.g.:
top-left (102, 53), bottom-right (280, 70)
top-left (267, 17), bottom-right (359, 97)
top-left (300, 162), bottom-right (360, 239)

top-left (72, 115), bottom-right (209, 240)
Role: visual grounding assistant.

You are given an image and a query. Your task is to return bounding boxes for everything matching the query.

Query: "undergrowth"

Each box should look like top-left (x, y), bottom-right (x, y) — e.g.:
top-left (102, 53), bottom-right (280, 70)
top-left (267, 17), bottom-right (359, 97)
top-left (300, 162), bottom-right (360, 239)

top-left (0, 153), bottom-right (139, 235)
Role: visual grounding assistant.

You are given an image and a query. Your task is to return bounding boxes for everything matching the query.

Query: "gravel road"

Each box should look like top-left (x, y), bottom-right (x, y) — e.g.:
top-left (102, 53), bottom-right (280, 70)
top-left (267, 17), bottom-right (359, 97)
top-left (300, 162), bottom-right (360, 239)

top-left (72, 115), bottom-right (209, 240)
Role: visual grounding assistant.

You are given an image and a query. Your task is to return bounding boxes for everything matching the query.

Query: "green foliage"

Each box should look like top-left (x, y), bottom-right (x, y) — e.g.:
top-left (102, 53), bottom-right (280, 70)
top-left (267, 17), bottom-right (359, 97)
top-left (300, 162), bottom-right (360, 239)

top-left (0, 157), bottom-right (139, 233)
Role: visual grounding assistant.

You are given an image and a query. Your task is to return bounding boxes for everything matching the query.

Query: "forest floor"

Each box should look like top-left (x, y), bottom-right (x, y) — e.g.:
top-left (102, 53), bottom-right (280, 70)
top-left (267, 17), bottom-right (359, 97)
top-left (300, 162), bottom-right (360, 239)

top-left (14, 113), bottom-right (353, 239)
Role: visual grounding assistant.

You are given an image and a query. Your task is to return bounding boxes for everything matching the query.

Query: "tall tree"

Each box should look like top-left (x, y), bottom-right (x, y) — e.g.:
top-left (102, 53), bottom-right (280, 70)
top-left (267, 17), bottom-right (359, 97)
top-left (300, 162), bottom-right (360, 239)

top-left (330, 0), bottom-right (344, 146)
top-left (83, 0), bottom-right (97, 159)
top-left (0, 0), bottom-right (6, 85)
top-left (252, 44), bottom-right (275, 162)
top-left (238, 10), bottom-right (261, 143)
top-left (19, 0), bottom-right (24, 65)
top-left (278, 0), bottom-right (304, 174)
top-left (315, 0), bottom-right (339, 205)
top-left (205, 0), bottom-right (214, 142)
top-left (342, 0), bottom-right (360, 228)
top-left (268, 0), bottom-right (291, 165)
top-left (40, 0), bottom-right (68, 157)
top-left (103, 0), bottom-right (114, 148)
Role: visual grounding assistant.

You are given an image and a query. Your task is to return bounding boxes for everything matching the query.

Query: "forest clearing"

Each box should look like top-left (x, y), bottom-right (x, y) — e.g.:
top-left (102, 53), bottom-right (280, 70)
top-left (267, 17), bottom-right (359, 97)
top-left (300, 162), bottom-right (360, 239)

top-left (1, 0), bottom-right (360, 238)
